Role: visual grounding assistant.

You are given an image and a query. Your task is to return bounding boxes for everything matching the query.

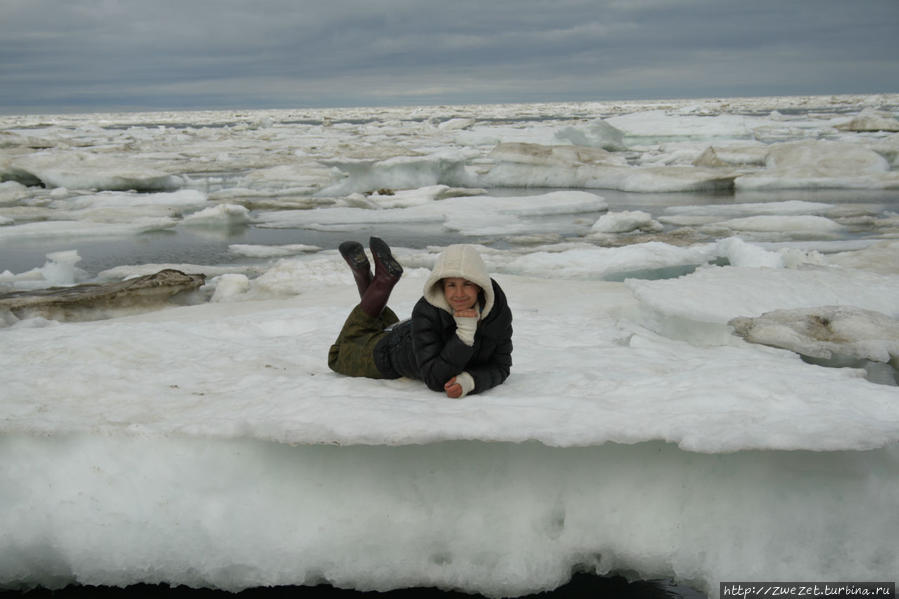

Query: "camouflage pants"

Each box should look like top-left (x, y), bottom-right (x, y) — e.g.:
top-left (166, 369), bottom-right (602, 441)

top-left (328, 304), bottom-right (399, 378)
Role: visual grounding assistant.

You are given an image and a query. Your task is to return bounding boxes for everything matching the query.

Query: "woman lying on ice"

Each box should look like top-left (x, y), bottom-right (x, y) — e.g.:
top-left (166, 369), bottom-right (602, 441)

top-left (328, 238), bottom-right (513, 398)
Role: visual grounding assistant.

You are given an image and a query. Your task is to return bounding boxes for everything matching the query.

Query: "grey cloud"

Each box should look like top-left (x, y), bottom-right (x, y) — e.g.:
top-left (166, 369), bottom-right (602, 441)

top-left (1, 0), bottom-right (896, 113)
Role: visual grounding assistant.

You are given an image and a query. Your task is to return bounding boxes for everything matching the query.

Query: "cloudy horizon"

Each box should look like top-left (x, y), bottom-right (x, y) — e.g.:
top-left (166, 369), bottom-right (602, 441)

top-left (1, 0), bottom-right (897, 115)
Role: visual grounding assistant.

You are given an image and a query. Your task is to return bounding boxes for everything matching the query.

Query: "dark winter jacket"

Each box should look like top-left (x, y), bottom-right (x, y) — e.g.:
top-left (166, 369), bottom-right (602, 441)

top-left (373, 245), bottom-right (513, 395)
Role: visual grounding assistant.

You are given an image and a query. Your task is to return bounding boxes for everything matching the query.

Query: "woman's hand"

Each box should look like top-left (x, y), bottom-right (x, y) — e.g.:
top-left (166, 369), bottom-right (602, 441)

top-left (444, 377), bottom-right (463, 398)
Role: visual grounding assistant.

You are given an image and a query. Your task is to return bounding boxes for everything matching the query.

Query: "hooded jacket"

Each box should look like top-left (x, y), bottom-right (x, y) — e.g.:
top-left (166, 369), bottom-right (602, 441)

top-left (373, 245), bottom-right (513, 395)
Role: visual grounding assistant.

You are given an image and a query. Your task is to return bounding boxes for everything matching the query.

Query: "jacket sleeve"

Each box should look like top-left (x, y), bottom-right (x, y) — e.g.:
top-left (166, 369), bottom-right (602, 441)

top-left (466, 305), bottom-right (513, 394)
top-left (411, 301), bottom-right (475, 392)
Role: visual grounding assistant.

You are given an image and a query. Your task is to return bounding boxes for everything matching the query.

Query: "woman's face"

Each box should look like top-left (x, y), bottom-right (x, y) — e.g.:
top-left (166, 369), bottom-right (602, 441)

top-left (442, 277), bottom-right (481, 312)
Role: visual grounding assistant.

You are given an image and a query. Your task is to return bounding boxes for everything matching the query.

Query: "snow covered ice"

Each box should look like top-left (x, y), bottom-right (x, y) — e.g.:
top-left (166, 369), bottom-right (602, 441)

top-left (1, 94), bottom-right (899, 598)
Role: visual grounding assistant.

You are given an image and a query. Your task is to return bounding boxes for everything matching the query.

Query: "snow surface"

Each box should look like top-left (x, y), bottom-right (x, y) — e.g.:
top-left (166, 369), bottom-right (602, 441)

top-left (1, 95), bottom-right (899, 598)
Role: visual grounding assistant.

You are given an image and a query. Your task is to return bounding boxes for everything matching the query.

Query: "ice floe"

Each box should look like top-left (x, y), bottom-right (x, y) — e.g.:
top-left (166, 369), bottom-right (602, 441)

top-left (2, 94), bottom-right (899, 598)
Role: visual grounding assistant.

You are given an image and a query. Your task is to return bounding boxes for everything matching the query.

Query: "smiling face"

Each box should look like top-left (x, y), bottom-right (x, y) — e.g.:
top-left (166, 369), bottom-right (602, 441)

top-left (442, 277), bottom-right (481, 312)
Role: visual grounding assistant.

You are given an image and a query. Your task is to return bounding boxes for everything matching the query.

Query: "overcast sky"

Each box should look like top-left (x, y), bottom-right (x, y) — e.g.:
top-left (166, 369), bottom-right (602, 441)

top-left (1, 0), bottom-right (897, 114)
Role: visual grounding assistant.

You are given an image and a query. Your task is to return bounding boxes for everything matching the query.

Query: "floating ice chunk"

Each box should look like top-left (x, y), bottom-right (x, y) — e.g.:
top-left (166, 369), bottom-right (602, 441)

top-left (228, 244), bottom-right (320, 258)
top-left (506, 242), bottom-right (717, 280)
top-left (835, 108), bottom-right (899, 132)
top-left (442, 191), bottom-right (608, 236)
top-left (718, 214), bottom-right (845, 235)
top-left (257, 205), bottom-right (441, 229)
top-left (481, 159), bottom-right (736, 193)
top-left (58, 189), bottom-right (207, 211)
top-left (870, 133), bottom-right (899, 167)
top-left (6, 151), bottom-right (183, 191)
top-left (628, 265), bottom-right (899, 333)
top-left (665, 199), bottom-right (836, 218)
top-left (692, 145), bottom-right (768, 167)
top-left (715, 237), bottom-right (785, 268)
top-left (730, 306), bottom-right (899, 364)
top-left (606, 110), bottom-right (756, 139)
top-left (0, 130), bottom-right (56, 150)
top-left (0, 218), bottom-right (176, 242)
top-left (487, 142), bottom-right (628, 167)
top-left (590, 210), bottom-right (662, 234)
top-left (554, 119), bottom-right (627, 151)
top-left (210, 274), bottom-right (251, 302)
top-left (250, 255), bottom-right (354, 297)
top-left (485, 190), bottom-right (608, 217)
top-left (6, 315), bottom-right (59, 328)
top-left (364, 185), bottom-right (486, 209)
top-left (318, 151), bottom-right (476, 196)
top-left (40, 250), bottom-right (86, 287)
top-left (241, 163), bottom-right (334, 194)
top-left (452, 123), bottom-right (564, 148)
top-left (436, 118), bottom-right (475, 130)
top-left (181, 204), bottom-right (250, 227)
top-left (0, 250), bottom-right (87, 291)
top-left (826, 240), bottom-right (899, 275)
top-left (0, 180), bottom-right (28, 205)
top-left (766, 140), bottom-right (889, 174)
top-left (257, 190), bottom-right (607, 237)
top-left (48, 189), bottom-right (209, 222)
top-left (736, 140), bottom-right (899, 190)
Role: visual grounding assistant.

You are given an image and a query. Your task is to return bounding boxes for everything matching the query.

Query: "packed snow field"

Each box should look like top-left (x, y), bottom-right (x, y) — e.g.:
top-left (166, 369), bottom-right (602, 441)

top-left (1, 95), bottom-right (899, 597)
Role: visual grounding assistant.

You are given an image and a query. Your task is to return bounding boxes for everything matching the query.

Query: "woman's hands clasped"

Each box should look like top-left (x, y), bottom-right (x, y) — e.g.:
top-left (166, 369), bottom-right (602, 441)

top-left (444, 376), bottom-right (463, 398)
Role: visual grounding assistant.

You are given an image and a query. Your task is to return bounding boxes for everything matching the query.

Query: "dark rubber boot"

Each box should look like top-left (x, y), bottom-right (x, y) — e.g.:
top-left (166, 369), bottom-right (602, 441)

top-left (361, 237), bottom-right (403, 317)
top-left (339, 240), bottom-right (372, 299)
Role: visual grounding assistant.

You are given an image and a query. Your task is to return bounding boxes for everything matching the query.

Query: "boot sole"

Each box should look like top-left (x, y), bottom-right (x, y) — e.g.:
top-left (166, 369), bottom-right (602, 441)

top-left (339, 241), bottom-right (370, 270)
top-left (370, 237), bottom-right (404, 278)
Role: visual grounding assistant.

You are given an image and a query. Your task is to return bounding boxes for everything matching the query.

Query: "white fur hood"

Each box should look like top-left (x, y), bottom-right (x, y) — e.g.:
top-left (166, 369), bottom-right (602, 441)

top-left (422, 245), bottom-right (495, 317)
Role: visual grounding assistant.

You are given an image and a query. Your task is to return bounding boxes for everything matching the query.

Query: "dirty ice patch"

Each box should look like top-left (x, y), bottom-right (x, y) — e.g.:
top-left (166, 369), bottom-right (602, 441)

top-left (730, 306), bottom-right (899, 364)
